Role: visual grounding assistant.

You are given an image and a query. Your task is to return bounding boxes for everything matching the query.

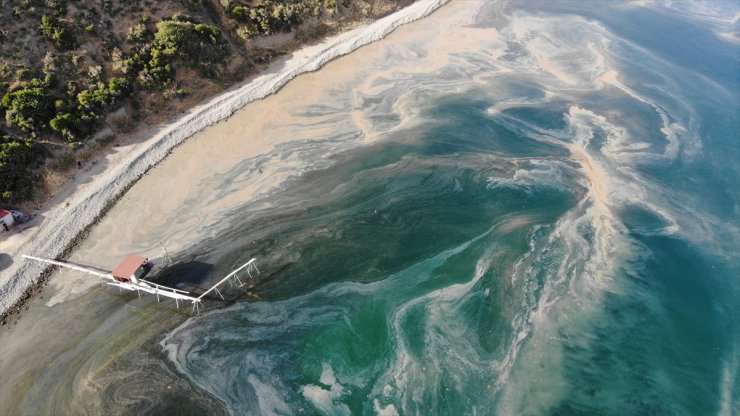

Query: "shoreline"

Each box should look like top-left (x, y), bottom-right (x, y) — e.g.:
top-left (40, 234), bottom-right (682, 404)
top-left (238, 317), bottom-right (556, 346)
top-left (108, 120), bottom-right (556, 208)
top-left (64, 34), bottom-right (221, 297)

top-left (0, 0), bottom-right (450, 321)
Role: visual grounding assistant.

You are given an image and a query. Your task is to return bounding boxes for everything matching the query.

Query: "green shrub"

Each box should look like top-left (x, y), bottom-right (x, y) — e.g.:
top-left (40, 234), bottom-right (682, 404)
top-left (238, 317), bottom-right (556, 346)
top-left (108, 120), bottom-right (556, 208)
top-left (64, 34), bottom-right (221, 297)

top-left (107, 77), bottom-right (129, 97)
top-left (136, 17), bottom-right (228, 85)
top-left (0, 135), bottom-right (45, 204)
top-left (1, 87), bottom-right (54, 132)
top-left (49, 112), bottom-right (79, 141)
top-left (40, 15), bottom-right (76, 50)
top-left (153, 19), bottom-right (221, 56)
top-left (234, 1), bottom-right (305, 36)
top-left (138, 55), bottom-right (173, 89)
top-left (127, 23), bottom-right (149, 43)
top-left (78, 77), bottom-right (129, 108)
top-left (194, 23), bottom-right (220, 42)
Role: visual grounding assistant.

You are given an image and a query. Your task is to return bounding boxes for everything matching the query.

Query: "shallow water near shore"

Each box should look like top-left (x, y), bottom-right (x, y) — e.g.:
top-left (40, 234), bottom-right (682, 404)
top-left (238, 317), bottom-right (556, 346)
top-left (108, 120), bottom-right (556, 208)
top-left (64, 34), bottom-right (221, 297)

top-left (1, 0), bottom-right (738, 414)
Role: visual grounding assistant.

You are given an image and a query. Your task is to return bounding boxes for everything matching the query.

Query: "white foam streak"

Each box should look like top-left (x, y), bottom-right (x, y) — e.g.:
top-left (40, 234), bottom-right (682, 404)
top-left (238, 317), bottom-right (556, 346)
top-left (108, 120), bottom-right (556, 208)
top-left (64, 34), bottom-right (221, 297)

top-left (643, 0), bottom-right (740, 34)
top-left (378, 248), bottom-right (492, 413)
top-left (301, 363), bottom-right (351, 416)
top-left (597, 70), bottom-right (692, 161)
top-left (373, 399), bottom-right (400, 416)
top-left (249, 374), bottom-right (294, 416)
top-left (493, 106), bottom-right (642, 413)
top-left (504, 14), bottom-right (611, 88)
top-left (718, 343), bottom-right (739, 416)
top-left (487, 159), bottom-right (572, 194)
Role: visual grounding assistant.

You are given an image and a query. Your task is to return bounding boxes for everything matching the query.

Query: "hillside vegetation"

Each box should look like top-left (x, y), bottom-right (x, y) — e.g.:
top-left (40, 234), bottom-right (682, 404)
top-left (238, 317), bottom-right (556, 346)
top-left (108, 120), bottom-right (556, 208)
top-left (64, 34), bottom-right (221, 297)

top-left (0, 0), bottom-right (412, 208)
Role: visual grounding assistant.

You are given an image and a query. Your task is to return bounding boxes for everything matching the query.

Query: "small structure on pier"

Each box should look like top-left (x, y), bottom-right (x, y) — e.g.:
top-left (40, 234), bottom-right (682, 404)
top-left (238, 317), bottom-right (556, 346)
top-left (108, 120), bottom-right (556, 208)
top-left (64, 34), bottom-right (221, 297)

top-left (112, 255), bottom-right (151, 283)
top-left (23, 250), bottom-right (259, 313)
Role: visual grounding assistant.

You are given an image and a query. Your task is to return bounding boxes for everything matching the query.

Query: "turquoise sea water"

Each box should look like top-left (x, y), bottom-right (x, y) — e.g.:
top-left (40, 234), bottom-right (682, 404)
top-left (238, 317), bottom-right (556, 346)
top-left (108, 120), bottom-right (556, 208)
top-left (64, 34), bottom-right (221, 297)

top-left (2, 1), bottom-right (737, 415)
top-left (158, 1), bottom-right (739, 415)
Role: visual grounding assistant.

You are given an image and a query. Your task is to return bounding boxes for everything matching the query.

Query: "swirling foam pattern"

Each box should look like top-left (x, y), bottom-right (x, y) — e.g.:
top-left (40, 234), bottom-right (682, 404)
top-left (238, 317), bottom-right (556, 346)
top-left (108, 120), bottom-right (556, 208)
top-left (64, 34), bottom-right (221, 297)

top-left (159, 1), bottom-right (739, 414)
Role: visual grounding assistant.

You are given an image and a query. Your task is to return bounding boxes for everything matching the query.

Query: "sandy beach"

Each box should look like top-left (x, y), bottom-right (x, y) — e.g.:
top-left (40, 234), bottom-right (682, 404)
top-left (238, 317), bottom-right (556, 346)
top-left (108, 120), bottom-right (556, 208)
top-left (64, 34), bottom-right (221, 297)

top-left (0, 0), bottom-right (450, 320)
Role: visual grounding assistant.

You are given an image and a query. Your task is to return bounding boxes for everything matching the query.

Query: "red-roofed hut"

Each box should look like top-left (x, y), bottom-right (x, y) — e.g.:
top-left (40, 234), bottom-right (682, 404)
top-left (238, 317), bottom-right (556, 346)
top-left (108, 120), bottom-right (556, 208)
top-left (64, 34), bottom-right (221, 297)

top-left (112, 255), bottom-right (151, 283)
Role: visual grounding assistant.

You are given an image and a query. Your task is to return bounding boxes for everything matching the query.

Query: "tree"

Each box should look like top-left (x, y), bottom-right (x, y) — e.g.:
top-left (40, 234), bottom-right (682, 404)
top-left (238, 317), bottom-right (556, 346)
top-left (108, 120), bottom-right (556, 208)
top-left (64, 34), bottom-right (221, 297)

top-left (0, 135), bottom-right (45, 203)
top-left (107, 77), bottom-right (129, 97)
top-left (238, 1), bottom-right (304, 36)
top-left (39, 15), bottom-right (75, 50)
top-left (154, 20), bottom-right (197, 56)
top-left (194, 23), bottom-right (220, 43)
top-left (77, 77), bottom-right (130, 110)
top-left (127, 23), bottom-right (149, 43)
top-left (140, 17), bottom-right (227, 84)
top-left (49, 112), bottom-right (79, 141)
top-left (154, 18), bottom-right (223, 55)
top-left (1, 87), bottom-right (53, 133)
